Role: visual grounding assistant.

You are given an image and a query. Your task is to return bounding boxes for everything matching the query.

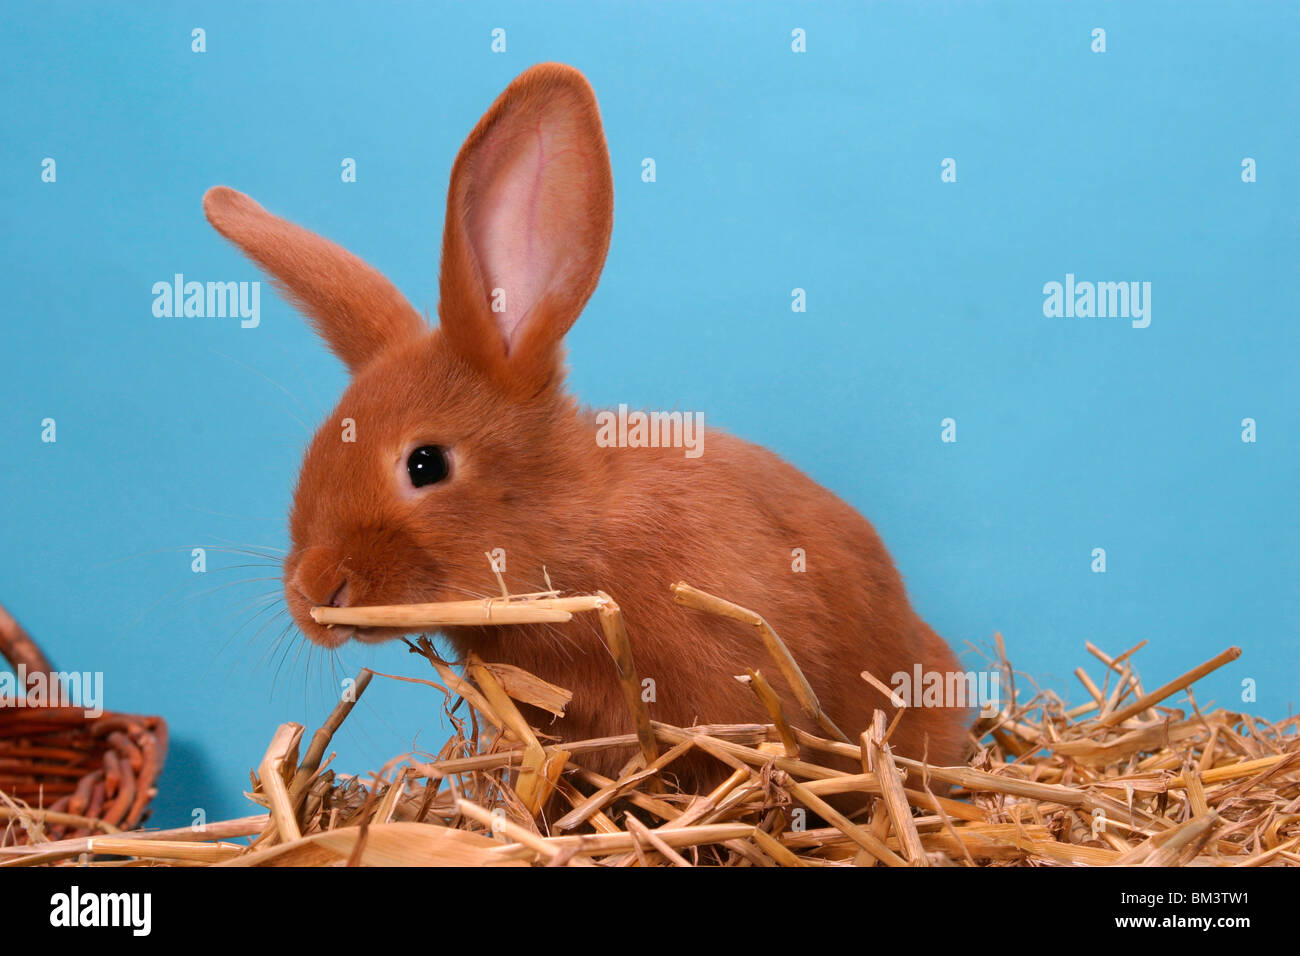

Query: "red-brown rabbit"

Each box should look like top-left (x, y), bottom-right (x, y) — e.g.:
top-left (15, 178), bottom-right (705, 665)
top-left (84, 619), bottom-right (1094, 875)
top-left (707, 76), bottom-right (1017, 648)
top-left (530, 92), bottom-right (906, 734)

top-left (204, 63), bottom-right (970, 787)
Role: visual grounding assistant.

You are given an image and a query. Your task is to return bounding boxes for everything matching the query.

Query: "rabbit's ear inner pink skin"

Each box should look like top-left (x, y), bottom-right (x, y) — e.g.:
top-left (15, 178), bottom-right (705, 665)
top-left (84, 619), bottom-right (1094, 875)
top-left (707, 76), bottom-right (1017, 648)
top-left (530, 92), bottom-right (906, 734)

top-left (203, 186), bottom-right (427, 372)
top-left (438, 63), bottom-right (615, 398)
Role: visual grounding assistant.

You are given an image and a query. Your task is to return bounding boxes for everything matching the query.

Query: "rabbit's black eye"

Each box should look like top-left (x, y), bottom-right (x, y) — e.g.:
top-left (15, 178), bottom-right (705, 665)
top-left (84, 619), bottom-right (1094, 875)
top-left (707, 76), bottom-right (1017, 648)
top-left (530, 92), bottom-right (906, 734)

top-left (407, 445), bottom-right (450, 488)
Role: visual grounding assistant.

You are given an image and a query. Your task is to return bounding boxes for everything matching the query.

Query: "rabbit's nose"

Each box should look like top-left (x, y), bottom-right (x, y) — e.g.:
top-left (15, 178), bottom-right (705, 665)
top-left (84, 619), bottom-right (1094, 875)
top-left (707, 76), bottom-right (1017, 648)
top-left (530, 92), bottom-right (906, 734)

top-left (327, 579), bottom-right (350, 608)
top-left (293, 576), bottom-right (349, 611)
top-left (290, 552), bottom-right (352, 609)
top-left (298, 577), bottom-right (349, 609)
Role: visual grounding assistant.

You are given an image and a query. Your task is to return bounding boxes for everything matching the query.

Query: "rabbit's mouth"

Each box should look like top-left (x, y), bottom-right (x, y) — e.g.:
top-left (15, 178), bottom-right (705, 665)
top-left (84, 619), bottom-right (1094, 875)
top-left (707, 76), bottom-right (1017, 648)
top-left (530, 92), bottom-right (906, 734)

top-left (285, 544), bottom-right (431, 647)
top-left (347, 624), bottom-right (411, 646)
top-left (301, 621), bottom-right (414, 649)
top-left (287, 574), bottom-right (453, 648)
top-left (285, 578), bottom-right (416, 649)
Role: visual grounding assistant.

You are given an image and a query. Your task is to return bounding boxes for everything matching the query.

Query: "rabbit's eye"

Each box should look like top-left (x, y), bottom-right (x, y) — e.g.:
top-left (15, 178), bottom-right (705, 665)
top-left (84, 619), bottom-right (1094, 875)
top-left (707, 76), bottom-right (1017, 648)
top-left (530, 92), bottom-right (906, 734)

top-left (406, 445), bottom-right (450, 488)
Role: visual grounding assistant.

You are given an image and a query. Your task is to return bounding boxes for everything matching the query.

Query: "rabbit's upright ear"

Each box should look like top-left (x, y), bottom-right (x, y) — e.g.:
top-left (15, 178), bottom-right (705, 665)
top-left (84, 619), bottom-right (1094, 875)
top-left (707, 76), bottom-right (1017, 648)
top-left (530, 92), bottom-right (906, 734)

top-left (438, 63), bottom-right (614, 395)
top-left (204, 187), bottom-right (426, 372)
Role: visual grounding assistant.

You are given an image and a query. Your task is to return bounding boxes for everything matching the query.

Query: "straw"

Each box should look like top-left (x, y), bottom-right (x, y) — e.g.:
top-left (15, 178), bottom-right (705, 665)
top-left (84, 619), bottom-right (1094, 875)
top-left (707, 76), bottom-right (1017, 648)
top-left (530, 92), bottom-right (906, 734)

top-left (7, 583), bottom-right (1294, 867)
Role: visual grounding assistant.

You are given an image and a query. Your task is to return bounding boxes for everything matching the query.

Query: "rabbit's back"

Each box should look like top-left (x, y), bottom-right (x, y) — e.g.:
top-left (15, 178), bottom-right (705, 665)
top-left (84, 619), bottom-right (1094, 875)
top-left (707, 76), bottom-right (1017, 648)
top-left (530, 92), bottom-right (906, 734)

top-left (453, 426), bottom-right (970, 781)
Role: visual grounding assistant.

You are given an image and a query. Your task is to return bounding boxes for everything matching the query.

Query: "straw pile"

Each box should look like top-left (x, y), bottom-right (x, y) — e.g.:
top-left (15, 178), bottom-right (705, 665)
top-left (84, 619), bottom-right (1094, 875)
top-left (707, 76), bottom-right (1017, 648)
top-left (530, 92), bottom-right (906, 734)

top-left (3, 580), bottom-right (1298, 867)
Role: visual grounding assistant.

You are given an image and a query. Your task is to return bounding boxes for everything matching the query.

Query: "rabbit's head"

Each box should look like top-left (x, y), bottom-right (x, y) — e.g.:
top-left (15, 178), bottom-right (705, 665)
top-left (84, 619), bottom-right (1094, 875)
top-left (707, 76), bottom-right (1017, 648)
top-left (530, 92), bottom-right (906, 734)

top-left (204, 64), bottom-right (613, 647)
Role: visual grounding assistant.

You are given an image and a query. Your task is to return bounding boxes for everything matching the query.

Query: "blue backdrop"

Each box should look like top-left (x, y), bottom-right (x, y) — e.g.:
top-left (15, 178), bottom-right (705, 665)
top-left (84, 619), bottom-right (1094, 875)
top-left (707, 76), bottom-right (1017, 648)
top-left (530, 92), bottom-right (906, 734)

top-left (2, 1), bottom-right (1296, 827)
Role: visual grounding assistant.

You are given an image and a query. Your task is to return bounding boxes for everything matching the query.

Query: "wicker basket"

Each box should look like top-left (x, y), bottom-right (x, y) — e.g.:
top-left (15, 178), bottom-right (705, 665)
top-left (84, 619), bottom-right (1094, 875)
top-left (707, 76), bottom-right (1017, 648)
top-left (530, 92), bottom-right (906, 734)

top-left (0, 601), bottom-right (168, 844)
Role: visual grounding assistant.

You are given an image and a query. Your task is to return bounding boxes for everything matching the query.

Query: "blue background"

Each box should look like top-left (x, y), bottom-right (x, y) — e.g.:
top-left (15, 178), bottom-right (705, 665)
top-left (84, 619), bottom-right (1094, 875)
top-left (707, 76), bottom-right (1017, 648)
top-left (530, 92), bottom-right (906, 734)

top-left (2, 1), bottom-right (1296, 827)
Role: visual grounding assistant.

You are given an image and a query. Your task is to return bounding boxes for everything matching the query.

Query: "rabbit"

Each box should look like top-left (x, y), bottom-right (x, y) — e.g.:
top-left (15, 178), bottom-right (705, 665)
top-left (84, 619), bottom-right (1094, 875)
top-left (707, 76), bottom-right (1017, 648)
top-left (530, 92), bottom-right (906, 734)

top-left (203, 62), bottom-right (971, 790)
